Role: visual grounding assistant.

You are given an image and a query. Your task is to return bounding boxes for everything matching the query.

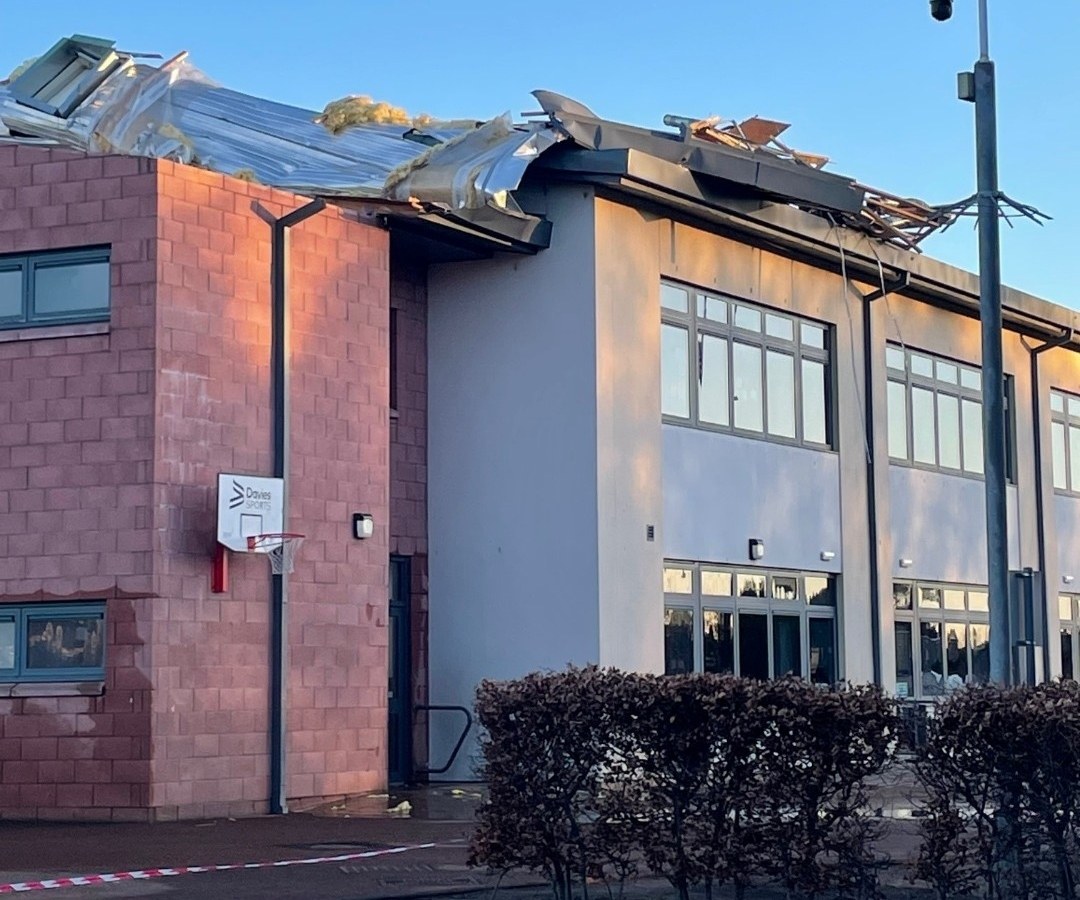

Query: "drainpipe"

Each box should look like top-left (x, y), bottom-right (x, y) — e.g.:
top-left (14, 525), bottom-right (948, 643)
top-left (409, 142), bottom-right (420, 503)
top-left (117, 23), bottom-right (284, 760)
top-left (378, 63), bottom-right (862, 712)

top-left (1027, 328), bottom-right (1073, 684)
top-left (269, 198), bottom-right (326, 815)
top-left (860, 273), bottom-right (909, 687)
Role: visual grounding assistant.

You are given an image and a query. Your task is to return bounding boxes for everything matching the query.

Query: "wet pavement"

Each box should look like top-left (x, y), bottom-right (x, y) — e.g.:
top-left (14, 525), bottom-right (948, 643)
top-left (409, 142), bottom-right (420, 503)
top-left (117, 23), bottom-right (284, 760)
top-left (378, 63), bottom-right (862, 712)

top-left (0, 778), bottom-right (934, 898)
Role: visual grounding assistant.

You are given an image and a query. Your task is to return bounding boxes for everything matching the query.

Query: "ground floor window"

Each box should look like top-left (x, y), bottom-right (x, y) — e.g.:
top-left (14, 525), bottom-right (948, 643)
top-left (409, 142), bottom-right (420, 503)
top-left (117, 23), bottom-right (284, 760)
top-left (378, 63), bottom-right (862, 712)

top-left (893, 581), bottom-right (988, 698)
top-left (1060, 593), bottom-right (1079, 680)
top-left (0, 602), bottom-right (105, 681)
top-left (663, 562), bottom-right (837, 683)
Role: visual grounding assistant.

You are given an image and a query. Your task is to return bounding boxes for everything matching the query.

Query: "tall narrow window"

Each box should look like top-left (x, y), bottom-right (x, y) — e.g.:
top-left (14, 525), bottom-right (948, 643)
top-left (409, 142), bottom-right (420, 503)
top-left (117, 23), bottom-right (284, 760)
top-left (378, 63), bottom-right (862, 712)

top-left (698, 334), bottom-right (729, 426)
top-left (733, 343), bottom-right (764, 432)
top-left (766, 350), bottom-right (796, 439)
top-left (661, 324), bottom-right (690, 418)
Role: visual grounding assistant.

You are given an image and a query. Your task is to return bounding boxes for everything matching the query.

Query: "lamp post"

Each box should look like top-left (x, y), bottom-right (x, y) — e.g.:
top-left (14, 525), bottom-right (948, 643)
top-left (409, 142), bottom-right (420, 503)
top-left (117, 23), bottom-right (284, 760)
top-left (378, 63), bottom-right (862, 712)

top-left (932, 0), bottom-right (1011, 685)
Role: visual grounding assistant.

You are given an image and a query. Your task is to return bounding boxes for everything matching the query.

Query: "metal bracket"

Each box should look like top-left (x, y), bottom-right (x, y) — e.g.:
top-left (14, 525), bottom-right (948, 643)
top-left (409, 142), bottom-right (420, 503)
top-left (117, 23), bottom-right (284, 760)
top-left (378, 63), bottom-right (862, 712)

top-left (861, 271), bottom-right (910, 303)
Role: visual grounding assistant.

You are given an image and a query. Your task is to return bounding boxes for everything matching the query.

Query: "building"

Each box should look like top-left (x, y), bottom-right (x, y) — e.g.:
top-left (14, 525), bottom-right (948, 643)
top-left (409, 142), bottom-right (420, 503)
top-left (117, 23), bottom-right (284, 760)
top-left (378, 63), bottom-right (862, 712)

top-left (2, 35), bottom-right (1080, 812)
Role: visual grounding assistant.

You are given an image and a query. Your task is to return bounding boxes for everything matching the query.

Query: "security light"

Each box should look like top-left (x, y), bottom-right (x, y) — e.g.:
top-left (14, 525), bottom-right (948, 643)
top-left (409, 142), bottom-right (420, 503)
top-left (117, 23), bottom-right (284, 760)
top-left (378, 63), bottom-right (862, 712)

top-left (352, 513), bottom-right (374, 540)
top-left (748, 539), bottom-right (765, 561)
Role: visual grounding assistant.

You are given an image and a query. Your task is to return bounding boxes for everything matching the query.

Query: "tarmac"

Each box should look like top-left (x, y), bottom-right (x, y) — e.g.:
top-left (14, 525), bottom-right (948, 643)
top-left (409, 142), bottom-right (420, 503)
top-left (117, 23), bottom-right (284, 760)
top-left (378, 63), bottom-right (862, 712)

top-left (0, 772), bottom-right (936, 899)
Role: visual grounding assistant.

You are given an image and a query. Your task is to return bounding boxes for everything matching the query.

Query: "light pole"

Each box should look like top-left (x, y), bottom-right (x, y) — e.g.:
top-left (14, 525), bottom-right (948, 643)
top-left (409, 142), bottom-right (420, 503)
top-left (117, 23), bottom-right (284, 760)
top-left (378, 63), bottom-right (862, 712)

top-left (931, 0), bottom-right (1011, 685)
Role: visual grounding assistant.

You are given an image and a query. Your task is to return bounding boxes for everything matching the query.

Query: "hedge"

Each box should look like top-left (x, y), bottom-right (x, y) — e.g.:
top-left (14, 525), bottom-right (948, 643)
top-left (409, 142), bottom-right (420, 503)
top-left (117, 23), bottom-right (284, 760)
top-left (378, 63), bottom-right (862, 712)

top-left (469, 668), bottom-right (895, 900)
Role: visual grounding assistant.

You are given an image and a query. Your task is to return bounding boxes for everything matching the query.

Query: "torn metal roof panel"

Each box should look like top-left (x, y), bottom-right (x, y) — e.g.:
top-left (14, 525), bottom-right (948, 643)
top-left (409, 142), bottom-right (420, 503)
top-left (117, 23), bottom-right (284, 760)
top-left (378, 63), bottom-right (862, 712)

top-left (0, 36), bottom-right (966, 253)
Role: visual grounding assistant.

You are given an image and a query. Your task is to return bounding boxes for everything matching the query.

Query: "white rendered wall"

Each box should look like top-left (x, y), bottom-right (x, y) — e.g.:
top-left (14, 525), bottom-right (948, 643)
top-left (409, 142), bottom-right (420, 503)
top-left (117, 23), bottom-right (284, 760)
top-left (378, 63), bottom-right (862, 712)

top-left (662, 426), bottom-right (843, 573)
top-left (889, 467), bottom-right (1021, 582)
top-left (427, 188), bottom-right (601, 780)
top-left (594, 200), bottom-right (665, 673)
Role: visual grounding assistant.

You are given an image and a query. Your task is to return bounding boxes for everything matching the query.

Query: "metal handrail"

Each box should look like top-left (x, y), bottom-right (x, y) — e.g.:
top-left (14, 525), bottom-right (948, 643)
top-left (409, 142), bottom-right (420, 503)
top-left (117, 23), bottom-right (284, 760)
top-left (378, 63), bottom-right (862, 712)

top-left (414, 704), bottom-right (472, 776)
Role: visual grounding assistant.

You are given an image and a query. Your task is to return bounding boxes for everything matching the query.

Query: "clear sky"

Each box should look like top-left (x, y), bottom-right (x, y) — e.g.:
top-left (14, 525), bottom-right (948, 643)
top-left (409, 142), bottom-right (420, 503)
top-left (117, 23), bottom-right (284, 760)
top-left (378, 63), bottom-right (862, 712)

top-left (5, 1), bottom-right (1077, 307)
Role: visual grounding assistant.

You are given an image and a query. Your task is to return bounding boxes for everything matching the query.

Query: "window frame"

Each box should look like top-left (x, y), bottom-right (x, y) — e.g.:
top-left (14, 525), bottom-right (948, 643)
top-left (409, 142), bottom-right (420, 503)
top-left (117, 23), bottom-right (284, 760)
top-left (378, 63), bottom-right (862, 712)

top-left (1060, 592), bottom-right (1079, 680)
top-left (886, 343), bottom-right (1015, 482)
top-left (663, 561), bottom-right (839, 682)
top-left (660, 280), bottom-right (834, 451)
top-left (892, 580), bottom-right (989, 699)
top-left (0, 247), bottom-right (111, 331)
top-left (1050, 389), bottom-right (1080, 497)
top-left (0, 602), bottom-right (106, 683)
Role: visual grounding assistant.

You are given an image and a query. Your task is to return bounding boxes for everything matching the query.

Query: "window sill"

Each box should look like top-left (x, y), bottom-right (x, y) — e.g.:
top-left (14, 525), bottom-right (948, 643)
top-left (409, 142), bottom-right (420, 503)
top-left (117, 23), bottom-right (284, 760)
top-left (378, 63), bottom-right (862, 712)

top-left (0, 320), bottom-right (109, 344)
top-left (0, 681), bottom-right (105, 698)
top-left (661, 417), bottom-right (836, 454)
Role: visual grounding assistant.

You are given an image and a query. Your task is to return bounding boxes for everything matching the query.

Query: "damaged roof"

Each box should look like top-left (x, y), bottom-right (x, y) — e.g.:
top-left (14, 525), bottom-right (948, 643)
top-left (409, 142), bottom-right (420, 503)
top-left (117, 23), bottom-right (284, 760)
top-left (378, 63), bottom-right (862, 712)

top-left (0, 35), bottom-right (958, 253)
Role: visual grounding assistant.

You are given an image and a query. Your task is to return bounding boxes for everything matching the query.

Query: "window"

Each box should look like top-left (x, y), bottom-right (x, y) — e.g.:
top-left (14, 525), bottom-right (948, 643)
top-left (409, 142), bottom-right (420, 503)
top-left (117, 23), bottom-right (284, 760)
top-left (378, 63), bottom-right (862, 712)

top-left (663, 562), bottom-right (838, 683)
top-left (886, 343), bottom-right (1014, 480)
top-left (0, 603), bottom-right (105, 682)
top-left (893, 581), bottom-right (989, 698)
top-left (0, 248), bottom-right (110, 330)
top-left (1050, 390), bottom-right (1080, 495)
top-left (1060, 593), bottom-right (1079, 680)
top-left (660, 281), bottom-right (833, 449)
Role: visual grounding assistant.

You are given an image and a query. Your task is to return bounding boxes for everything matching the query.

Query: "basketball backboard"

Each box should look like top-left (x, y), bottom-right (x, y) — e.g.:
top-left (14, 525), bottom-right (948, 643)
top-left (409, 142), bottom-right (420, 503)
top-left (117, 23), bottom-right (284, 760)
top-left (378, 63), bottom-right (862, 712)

top-left (217, 473), bottom-right (284, 552)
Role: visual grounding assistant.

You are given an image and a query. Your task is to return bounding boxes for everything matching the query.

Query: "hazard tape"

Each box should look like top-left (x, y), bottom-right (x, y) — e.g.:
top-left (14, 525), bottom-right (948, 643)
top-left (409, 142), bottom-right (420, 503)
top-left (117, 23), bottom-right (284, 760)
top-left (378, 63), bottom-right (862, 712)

top-left (0, 841), bottom-right (437, 893)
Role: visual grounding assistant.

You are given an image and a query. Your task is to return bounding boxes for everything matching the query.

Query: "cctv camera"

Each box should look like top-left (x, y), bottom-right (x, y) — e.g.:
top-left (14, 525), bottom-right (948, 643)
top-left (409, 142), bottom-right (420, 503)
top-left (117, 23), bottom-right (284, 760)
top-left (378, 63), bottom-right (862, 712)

top-left (930, 0), bottom-right (953, 21)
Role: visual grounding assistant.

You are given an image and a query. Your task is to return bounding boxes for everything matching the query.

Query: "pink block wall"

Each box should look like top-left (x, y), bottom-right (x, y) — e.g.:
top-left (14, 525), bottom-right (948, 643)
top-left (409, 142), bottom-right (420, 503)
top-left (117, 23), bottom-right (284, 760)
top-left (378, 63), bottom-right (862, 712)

top-left (0, 147), bottom-right (390, 819)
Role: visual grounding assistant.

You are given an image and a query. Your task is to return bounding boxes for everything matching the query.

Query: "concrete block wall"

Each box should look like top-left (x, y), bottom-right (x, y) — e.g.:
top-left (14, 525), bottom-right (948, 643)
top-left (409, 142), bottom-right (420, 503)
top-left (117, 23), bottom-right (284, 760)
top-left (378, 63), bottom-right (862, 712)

top-left (0, 147), bottom-right (391, 819)
top-left (0, 147), bottom-right (157, 819)
top-left (149, 161), bottom-right (390, 817)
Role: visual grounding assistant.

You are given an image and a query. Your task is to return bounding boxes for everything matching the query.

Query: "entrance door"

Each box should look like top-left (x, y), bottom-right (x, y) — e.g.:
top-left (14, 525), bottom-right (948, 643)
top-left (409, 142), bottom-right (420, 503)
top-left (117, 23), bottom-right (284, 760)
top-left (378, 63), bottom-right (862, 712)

top-left (388, 556), bottom-right (412, 784)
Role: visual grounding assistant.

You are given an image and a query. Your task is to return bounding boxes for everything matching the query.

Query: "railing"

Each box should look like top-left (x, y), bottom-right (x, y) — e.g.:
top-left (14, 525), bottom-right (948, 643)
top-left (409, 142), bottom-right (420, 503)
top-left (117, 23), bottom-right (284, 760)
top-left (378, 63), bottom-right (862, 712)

top-left (413, 704), bottom-right (473, 776)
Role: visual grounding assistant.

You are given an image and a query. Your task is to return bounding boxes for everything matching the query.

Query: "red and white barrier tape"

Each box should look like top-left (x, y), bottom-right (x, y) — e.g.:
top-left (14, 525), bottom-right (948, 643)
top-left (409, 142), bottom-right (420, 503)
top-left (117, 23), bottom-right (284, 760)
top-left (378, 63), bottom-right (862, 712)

top-left (0, 841), bottom-right (437, 893)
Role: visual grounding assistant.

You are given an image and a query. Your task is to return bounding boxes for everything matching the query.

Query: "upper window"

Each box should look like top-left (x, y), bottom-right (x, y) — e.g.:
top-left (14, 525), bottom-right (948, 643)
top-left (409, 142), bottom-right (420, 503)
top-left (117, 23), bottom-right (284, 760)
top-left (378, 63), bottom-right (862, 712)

top-left (1050, 390), bottom-right (1080, 495)
top-left (660, 281), bottom-right (833, 449)
top-left (0, 248), bottom-right (110, 330)
top-left (886, 343), bottom-right (1014, 480)
top-left (0, 603), bottom-right (105, 682)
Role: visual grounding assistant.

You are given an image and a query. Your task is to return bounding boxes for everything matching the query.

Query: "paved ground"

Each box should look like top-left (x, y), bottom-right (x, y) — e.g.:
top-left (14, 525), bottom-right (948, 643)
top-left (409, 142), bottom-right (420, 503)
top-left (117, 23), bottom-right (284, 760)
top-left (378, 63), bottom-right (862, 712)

top-left (0, 776), bottom-right (936, 899)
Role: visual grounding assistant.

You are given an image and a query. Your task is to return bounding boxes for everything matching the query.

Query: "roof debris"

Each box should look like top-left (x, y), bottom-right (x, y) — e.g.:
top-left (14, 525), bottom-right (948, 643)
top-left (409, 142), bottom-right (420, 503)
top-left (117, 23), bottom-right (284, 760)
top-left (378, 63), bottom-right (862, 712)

top-left (1, 34), bottom-right (1020, 253)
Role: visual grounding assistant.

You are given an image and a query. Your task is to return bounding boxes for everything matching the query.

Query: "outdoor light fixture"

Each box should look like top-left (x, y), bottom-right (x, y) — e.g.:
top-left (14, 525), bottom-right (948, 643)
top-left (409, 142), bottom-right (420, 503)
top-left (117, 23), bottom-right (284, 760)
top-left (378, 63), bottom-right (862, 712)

top-left (748, 539), bottom-right (765, 561)
top-left (352, 513), bottom-right (374, 540)
top-left (1065, 575), bottom-right (1076, 586)
top-left (820, 550), bottom-right (836, 562)
top-left (929, 0), bottom-right (953, 21)
top-left (899, 558), bottom-right (914, 569)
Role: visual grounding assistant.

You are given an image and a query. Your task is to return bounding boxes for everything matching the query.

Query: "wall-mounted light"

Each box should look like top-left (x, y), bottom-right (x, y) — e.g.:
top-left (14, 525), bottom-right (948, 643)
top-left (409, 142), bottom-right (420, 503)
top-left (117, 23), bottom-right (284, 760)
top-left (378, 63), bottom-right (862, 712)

top-left (820, 550), bottom-right (836, 562)
top-left (1065, 575), bottom-right (1076, 586)
top-left (899, 558), bottom-right (914, 569)
top-left (748, 539), bottom-right (765, 562)
top-left (352, 513), bottom-right (374, 540)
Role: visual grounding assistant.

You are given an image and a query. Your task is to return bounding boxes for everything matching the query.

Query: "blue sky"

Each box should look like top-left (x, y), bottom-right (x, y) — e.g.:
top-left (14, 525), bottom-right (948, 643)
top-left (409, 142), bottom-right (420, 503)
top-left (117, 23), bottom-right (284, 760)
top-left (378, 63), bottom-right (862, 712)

top-left (5, 1), bottom-right (1077, 307)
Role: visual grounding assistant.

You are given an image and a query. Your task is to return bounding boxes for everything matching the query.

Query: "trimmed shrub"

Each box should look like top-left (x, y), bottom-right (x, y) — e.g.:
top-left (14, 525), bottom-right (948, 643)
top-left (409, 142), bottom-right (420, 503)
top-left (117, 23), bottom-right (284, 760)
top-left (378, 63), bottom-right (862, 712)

top-left (470, 667), bottom-right (895, 900)
top-left (913, 681), bottom-right (1080, 900)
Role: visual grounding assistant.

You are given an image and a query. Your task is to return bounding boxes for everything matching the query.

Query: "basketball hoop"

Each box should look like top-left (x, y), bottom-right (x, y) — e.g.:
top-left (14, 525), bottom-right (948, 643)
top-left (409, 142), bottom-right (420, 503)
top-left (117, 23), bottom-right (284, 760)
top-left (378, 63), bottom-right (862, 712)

top-left (247, 532), bottom-right (305, 575)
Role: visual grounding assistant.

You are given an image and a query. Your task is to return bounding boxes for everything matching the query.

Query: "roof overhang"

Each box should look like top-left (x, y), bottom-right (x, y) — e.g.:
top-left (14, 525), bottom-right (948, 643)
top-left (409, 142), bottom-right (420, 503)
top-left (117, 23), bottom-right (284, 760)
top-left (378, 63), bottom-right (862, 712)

top-left (535, 148), bottom-right (1080, 348)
